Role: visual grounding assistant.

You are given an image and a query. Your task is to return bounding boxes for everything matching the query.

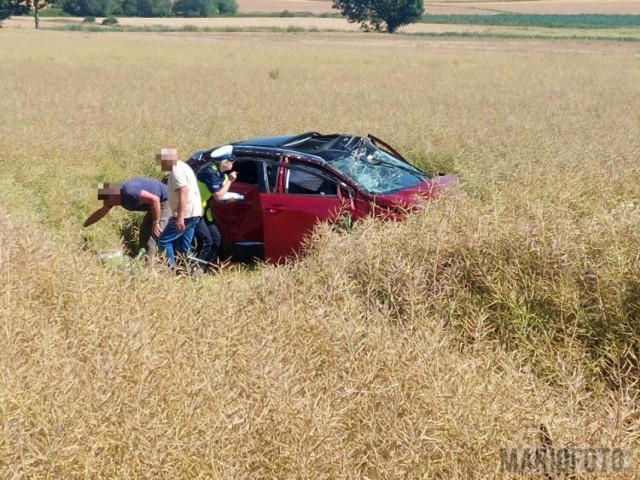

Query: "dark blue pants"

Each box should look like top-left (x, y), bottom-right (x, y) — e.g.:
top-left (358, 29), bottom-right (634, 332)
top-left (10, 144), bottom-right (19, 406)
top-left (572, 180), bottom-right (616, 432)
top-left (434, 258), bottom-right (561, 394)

top-left (158, 216), bottom-right (200, 269)
top-left (194, 218), bottom-right (222, 267)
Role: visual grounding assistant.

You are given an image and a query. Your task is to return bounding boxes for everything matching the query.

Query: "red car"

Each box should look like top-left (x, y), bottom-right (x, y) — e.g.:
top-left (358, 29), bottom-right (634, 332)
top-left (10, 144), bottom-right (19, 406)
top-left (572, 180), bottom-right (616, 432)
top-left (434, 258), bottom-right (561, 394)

top-left (188, 132), bottom-right (457, 263)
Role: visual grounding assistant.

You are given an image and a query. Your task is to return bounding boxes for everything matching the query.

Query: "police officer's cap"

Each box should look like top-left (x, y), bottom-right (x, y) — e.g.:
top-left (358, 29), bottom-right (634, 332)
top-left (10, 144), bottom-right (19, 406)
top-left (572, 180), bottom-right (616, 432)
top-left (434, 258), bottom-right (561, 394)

top-left (210, 145), bottom-right (236, 162)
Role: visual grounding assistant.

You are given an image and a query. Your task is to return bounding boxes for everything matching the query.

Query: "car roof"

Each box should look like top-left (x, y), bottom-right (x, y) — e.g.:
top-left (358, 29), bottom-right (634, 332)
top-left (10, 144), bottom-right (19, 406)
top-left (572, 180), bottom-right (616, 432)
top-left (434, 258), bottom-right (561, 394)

top-left (194, 132), bottom-right (364, 165)
top-left (232, 132), bottom-right (321, 149)
top-left (232, 132), bottom-right (355, 159)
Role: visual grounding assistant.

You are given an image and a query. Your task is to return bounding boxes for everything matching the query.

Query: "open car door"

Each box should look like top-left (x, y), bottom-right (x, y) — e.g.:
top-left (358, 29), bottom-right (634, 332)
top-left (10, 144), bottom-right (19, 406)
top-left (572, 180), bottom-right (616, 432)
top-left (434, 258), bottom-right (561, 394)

top-left (209, 158), bottom-right (268, 261)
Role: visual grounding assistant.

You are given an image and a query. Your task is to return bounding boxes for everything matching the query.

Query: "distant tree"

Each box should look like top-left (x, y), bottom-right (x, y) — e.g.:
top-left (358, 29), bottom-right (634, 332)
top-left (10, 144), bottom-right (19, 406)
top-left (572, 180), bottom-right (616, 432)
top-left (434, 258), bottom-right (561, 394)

top-left (1, 0), bottom-right (20, 24)
top-left (24, 0), bottom-right (51, 29)
top-left (1, 0), bottom-right (47, 28)
top-left (118, 0), bottom-right (135, 15)
top-left (61, 0), bottom-right (118, 17)
top-left (172, 0), bottom-right (236, 17)
top-left (332, 0), bottom-right (424, 33)
top-left (125, 0), bottom-right (171, 16)
top-left (172, 0), bottom-right (214, 17)
top-left (215, 0), bottom-right (236, 14)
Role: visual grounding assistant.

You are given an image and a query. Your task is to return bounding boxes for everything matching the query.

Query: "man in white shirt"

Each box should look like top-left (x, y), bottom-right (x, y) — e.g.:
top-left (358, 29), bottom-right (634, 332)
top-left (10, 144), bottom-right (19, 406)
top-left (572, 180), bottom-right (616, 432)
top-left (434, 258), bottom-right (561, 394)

top-left (157, 148), bottom-right (202, 270)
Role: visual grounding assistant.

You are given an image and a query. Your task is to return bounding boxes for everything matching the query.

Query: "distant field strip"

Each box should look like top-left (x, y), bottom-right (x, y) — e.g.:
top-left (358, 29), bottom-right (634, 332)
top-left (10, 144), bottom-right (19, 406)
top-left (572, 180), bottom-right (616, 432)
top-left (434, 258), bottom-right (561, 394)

top-left (421, 13), bottom-right (640, 28)
top-left (233, 0), bottom-right (640, 15)
top-left (30, 15), bottom-right (640, 41)
top-left (425, 1), bottom-right (640, 15)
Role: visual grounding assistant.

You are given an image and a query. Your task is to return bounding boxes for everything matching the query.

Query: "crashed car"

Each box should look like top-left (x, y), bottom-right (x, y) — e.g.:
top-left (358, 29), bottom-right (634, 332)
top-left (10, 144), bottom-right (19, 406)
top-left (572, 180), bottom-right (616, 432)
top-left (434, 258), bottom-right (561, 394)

top-left (188, 132), bottom-right (457, 263)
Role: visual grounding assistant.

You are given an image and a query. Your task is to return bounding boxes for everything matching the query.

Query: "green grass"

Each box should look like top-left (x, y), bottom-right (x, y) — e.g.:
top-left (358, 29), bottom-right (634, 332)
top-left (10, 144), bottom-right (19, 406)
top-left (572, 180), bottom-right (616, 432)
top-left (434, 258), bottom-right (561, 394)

top-left (411, 29), bottom-right (640, 42)
top-left (52, 23), bottom-right (335, 33)
top-left (421, 13), bottom-right (640, 29)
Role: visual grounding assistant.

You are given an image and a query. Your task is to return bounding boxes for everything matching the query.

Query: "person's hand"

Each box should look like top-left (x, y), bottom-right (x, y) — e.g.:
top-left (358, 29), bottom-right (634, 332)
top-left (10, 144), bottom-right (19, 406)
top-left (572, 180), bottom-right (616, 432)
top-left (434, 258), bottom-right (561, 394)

top-left (152, 222), bottom-right (162, 237)
top-left (228, 171), bottom-right (238, 182)
top-left (176, 215), bottom-right (185, 231)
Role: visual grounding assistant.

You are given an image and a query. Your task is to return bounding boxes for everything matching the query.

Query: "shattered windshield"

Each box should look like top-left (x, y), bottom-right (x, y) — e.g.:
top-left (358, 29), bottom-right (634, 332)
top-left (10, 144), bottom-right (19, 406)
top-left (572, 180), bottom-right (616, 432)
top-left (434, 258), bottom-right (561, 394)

top-left (325, 136), bottom-right (427, 195)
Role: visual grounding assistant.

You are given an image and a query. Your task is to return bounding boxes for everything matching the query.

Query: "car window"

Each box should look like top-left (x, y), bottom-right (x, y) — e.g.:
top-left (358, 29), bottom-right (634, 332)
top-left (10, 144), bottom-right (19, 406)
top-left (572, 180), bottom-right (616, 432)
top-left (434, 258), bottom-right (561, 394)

top-left (232, 157), bottom-right (282, 194)
top-left (284, 164), bottom-right (337, 196)
top-left (233, 159), bottom-right (260, 185)
top-left (266, 162), bottom-right (279, 193)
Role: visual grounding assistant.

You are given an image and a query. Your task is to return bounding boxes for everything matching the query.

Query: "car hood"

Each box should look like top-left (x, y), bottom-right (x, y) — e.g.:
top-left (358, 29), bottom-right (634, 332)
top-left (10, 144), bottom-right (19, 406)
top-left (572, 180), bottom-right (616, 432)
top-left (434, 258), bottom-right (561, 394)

top-left (372, 174), bottom-right (458, 210)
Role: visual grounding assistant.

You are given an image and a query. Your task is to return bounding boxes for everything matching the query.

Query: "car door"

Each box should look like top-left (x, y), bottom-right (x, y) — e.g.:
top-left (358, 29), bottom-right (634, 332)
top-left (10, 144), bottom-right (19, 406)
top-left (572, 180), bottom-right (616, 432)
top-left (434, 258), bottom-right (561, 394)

top-left (209, 157), bottom-right (268, 261)
top-left (261, 160), bottom-right (353, 263)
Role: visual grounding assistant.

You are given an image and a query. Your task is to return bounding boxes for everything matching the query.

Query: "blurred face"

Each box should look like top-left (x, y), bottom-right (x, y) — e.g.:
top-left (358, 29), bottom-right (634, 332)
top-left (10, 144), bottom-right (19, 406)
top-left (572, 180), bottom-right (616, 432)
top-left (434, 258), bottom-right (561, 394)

top-left (156, 148), bottom-right (178, 172)
top-left (97, 183), bottom-right (122, 207)
top-left (219, 159), bottom-right (234, 173)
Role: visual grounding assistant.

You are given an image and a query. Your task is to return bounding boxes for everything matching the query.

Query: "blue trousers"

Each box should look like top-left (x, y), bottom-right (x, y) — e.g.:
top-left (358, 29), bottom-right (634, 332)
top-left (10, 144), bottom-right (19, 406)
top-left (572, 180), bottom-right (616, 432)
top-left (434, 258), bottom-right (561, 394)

top-left (194, 218), bottom-right (222, 267)
top-left (158, 216), bottom-right (200, 269)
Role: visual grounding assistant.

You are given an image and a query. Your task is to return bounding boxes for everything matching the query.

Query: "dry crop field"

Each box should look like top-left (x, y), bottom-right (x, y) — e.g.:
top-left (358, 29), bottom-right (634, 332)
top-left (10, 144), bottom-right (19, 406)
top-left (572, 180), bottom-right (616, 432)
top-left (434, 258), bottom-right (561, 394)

top-left (2, 29), bottom-right (640, 478)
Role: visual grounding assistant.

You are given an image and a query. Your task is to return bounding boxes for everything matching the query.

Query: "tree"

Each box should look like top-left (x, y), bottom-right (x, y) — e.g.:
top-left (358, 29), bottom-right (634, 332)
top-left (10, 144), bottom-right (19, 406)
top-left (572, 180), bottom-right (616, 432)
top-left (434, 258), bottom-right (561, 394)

top-left (23, 0), bottom-right (51, 29)
top-left (332, 0), bottom-right (424, 33)
top-left (0, 0), bottom-right (12, 24)
top-left (0, 0), bottom-right (47, 29)
top-left (61, 0), bottom-right (118, 17)
top-left (119, 0), bottom-right (171, 17)
top-left (172, 0), bottom-right (236, 17)
top-left (0, 0), bottom-right (27, 26)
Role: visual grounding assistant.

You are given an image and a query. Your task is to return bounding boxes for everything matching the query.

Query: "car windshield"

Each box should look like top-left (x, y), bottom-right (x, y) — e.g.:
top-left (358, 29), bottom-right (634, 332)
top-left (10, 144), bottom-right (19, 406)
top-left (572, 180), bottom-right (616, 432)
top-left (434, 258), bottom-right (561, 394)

top-left (323, 136), bottom-right (427, 194)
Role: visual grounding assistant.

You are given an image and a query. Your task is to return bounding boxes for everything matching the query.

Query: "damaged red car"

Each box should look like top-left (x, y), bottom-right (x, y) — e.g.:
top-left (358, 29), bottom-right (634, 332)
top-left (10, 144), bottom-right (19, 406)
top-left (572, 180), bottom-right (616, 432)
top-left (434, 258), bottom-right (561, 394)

top-left (188, 132), bottom-right (457, 263)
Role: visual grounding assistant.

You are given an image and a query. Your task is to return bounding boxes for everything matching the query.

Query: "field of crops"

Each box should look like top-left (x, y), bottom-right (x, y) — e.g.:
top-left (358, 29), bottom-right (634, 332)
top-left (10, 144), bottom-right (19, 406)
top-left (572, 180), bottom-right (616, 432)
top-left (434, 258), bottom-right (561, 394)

top-left (422, 13), bottom-right (640, 28)
top-left (2, 28), bottom-right (640, 478)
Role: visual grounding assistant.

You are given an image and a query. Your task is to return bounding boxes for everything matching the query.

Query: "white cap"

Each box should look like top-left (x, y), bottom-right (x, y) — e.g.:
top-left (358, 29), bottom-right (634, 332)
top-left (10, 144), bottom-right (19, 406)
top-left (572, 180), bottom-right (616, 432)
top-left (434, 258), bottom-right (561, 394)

top-left (210, 145), bottom-right (235, 161)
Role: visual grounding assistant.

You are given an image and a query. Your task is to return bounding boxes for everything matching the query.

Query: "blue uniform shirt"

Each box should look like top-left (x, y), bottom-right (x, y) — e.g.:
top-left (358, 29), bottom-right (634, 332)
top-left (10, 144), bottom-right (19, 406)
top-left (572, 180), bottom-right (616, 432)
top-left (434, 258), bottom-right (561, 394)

top-left (120, 177), bottom-right (168, 212)
top-left (197, 164), bottom-right (223, 194)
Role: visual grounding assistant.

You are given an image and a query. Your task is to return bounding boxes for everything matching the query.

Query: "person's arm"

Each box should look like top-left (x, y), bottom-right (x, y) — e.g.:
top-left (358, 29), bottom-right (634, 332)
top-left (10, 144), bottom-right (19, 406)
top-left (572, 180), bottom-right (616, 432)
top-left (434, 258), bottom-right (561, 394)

top-left (175, 186), bottom-right (187, 231)
top-left (138, 190), bottom-right (162, 237)
top-left (83, 205), bottom-right (112, 228)
top-left (212, 171), bottom-right (237, 201)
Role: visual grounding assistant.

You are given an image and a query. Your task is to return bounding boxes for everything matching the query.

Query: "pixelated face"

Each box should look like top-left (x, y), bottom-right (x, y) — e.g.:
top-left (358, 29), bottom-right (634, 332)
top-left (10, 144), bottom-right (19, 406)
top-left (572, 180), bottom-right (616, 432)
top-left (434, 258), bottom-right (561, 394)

top-left (156, 148), bottom-right (178, 171)
top-left (97, 183), bottom-right (122, 206)
top-left (219, 159), bottom-right (234, 172)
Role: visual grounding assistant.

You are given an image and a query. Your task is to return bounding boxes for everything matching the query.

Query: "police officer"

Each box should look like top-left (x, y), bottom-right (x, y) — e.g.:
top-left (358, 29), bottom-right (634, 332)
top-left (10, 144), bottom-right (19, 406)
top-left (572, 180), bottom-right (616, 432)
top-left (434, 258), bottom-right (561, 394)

top-left (193, 145), bottom-right (237, 270)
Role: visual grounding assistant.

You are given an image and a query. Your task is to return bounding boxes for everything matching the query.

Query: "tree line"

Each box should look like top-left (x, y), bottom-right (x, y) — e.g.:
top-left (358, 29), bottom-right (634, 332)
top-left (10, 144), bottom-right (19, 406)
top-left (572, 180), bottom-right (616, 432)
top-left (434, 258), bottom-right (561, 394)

top-left (1, 0), bottom-right (237, 20)
top-left (2, 0), bottom-right (423, 33)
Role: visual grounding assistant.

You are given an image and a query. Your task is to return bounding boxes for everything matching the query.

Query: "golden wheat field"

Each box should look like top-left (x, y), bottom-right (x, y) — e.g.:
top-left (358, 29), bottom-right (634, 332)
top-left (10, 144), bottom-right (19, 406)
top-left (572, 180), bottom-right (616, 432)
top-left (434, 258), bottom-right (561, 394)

top-left (2, 28), bottom-right (640, 478)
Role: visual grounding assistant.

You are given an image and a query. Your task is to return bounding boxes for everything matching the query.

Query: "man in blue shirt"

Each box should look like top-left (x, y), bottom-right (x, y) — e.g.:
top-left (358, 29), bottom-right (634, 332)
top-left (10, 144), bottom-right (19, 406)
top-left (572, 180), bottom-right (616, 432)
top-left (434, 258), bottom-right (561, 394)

top-left (193, 145), bottom-right (237, 271)
top-left (83, 177), bottom-right (170, 262)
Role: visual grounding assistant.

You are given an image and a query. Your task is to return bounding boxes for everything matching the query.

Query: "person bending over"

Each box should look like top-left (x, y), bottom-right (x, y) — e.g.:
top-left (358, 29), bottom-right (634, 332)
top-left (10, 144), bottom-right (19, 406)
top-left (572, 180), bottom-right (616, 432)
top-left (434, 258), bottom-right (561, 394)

top-left (83, 177), bottom-right (170, 262)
